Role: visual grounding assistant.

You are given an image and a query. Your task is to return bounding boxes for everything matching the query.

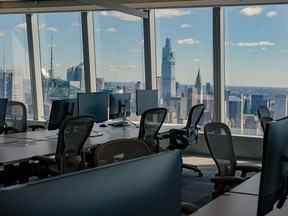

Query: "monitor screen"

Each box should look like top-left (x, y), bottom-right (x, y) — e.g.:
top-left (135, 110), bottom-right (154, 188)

top-left (0, 98), bottom-right (7, 126)
top-left (0, 151), bottom-right (182, 216)
top-left (136, 90), bottom-right (158, 115)
top-left (78, 92), bottom-right (109, 123)
top-left (109, 93), bottom-right (131, 119)
top-left (257, 117), bottom-right (288, 216)
top-left (48, 100), bottom-right (71, 130)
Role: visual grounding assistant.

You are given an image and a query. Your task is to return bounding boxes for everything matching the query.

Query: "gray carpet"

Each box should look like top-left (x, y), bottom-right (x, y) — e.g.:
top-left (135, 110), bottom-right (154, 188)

top-left (182, 165), bottom-right (217, 208)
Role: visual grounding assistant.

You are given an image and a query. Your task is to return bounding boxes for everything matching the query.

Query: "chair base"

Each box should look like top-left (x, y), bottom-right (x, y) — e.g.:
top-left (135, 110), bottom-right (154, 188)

top-left (182, 163), bottom-right (203, 177)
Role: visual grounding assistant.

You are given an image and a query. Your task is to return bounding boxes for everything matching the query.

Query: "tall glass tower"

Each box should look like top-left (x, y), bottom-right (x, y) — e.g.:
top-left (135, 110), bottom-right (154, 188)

top-left (161, 38), bottom-right (176, 100)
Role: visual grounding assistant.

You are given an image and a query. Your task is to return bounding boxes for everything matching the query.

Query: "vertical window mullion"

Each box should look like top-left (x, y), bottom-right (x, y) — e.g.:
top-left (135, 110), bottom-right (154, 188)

top-left (213, 7), bottom-right (225, 122)
top-left (26, 14), bottom-right (44, 120)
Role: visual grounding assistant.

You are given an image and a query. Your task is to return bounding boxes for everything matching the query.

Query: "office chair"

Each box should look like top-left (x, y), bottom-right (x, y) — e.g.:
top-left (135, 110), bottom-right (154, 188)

top-left (0, 98), bottom-right (8, 134)
top-left (204, 122), bottom-right (261, 197)
top-left (167, 104), bottom-right (205, 177)
top-left (35, 116), bottom-right (94, 176)
top-left (4, 101), bottom-right (27, 134)
top-left (257, 106), bottom-right (273, 132)
top-left (93, 138), bottom-right (151, 167)
top-left (138, 107), bottom-right (168, 153)
top-left (3, 101), bottom-right (44, 133)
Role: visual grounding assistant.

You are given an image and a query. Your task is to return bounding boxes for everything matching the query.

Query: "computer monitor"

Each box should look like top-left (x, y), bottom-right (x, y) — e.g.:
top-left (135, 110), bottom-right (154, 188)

top-left (109, 93), bottom-right (131, 119)
top-left (78, 92), bottom-right (109, 123)
top-left (0, 98), bottom-right (8, 126)
top-left (0, 151), bottom-right (182, 216)
top-left (136, 90), bottom-right (158, 115)
top-left (257, 117), bottom-right (288, 216)
top-left (48, 100), bottom-right (71, 130)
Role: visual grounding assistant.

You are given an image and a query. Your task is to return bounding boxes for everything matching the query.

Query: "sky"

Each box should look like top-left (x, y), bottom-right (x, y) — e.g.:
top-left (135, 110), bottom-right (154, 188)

top-left (1, 5), bottom-right (288, 87)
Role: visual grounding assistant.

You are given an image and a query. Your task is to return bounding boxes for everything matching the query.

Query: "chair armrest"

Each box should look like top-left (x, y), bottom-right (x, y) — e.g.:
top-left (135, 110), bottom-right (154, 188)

top-left (28, 125), bottom-right (46, 131)
top-left (32, 156), bottom-right (56, 165)
top-left (169, 128), bottom-right (187, 134)
top-left (181, 202), bottom-right (198, 215)
top-left (236, 164), bottom-right (261, 177)
top-left (4, 127), bottom-right (19, 134)
top-left (157, 131), bottom-right (170, 140)
top-left (211, 176), bottom-right (246, 185)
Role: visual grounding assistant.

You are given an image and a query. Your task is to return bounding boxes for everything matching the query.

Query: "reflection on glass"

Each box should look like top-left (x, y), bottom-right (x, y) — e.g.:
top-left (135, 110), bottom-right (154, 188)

top-left (38, 12), bottom-right (84, 119)
top-left (155, 8), bottom-right (214, 125)
top-left (0, 15), bottom-right (33, 119)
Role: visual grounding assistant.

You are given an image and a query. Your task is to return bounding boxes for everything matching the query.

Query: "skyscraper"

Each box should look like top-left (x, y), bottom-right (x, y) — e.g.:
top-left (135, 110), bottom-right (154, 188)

top-left (194, 68), bottom-right (203, 104)
top-left (273, 95), bottom-right (288, 119)
top-left (251, 94), bottom-right (269, 114)
top-left (194, 68), bottom-right (202, 94)
top-left (66, 63), bottom-right (84, 90)
top-left (161, 38), bottom-right (176, 100)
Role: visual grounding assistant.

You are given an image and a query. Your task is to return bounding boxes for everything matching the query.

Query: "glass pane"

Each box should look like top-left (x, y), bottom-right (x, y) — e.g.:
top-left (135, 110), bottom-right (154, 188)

top-left (38, 12), bottom-right (84, 120)
top-left (0, 15), bottom-right (33, 119)
top-left (93, 11), bottom-right (145, 121)
top-left (155, 8), bottom-right (214, 125)
top-left (224, 5), bottom-right (288, 136)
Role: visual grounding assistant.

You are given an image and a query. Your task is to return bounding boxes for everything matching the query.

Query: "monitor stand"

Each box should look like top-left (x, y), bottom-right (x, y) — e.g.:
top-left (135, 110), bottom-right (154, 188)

top-left (109, 111), bottom-right (131, 127)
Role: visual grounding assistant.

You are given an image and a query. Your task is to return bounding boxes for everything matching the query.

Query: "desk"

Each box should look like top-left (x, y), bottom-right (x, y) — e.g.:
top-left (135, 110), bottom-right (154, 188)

top-left (193, 193), bottom-right (288, 216)
top-left (0, 137), bottom-right (29, 145)
top-left (0, 124), bottom-right (175, 166)
top-left (230, 173), bottom-right (260, 196)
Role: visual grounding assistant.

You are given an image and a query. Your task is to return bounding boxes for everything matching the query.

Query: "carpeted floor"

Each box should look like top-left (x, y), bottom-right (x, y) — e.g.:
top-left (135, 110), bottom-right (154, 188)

top-left (182, 164), bottom-right (217, 208)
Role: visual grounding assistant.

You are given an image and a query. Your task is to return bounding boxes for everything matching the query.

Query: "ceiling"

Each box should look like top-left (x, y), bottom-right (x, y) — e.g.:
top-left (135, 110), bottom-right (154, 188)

top-left (0, 0), bottom-right (287, 14)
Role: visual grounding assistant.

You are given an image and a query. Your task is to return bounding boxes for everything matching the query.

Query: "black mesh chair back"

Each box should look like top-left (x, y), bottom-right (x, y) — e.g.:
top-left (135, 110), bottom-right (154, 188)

top-left (5, 101), bottom-right (27, 133)
top-left (257, 106), bottom-right (273, 132)
top-left (94, 138), bottom-right (151, 166)
top-left (138, 107), bottom-right (167, 153)
top-left (56, 116), bottom-right (94, 174)
top-left (186, 104), bottom-right (205, 130)
top-left (48, 100), bottom-right (71, 130)
top-left (204, 122), bottom-right (236, 177)
top-left (0, 98), bottom-right (8, 133)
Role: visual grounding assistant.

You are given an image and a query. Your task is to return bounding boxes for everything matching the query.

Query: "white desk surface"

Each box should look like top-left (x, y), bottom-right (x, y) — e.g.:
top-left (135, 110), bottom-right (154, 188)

top-left (230, 173), bottom-right (260, 196)
top-left (192, 193), bottom-right (288, 216)
top-left (0, 124), bottom-right (177, 165)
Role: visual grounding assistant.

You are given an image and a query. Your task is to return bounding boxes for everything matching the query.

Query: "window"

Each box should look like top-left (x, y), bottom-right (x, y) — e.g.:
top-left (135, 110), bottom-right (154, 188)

top-left (224, 5), bottom-right (288, 136)
top-left (38, 12), bottom-right (84, 119)
top-left (0, 15), bottom-right (34, 119)
top-left (93, 11), bottom-right (145, 121)
top-left (155, 8), bottom-right (214, 125)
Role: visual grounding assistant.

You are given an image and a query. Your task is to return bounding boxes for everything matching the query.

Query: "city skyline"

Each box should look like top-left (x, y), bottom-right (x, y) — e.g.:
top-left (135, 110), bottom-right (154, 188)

top-left (0, 6), bottom-right (288, 87)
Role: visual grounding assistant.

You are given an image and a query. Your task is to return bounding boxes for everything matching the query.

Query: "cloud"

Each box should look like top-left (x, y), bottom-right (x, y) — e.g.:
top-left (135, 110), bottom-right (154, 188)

top-left (104, 64), bottom-right (137, 73)
top-left (100, 11), bottom-right (140, 22)
top-left (15, 23), bottom-right (26, 32)
top-left (193, 58), bottom-right (200, 62)
top-left (48, 44), bottom-right (56, 48)
top-left (106, 27), bottom-right (118, 33)
top-left (95, 27), bottom-right (118, 33)
top-left (72, 22), bottom-right (80, 27)
top-left (0, 32), bottom-right (5, 37)
top-left (236, 41), bottom-right (275, 48)
top-left (39, 24), bottom-right (46, 30)
top-left (177, 38), bottom-right (200, 45)
top-left (240, 6), bottom-right (262, 16)
top-left (180, 24), bottom-right (191, 28)
top-left (46, 27), bottom-right (58, 32)
top-left (156, 9), bottom-right (190, 18)
top-left (266, 11), bottom-right (278, 17)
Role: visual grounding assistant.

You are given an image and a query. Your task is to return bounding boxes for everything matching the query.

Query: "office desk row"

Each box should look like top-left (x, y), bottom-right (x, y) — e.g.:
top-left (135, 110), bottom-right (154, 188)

top-left (192, 173), bottom-right (287, 216)
top-left (0, 124), bottom-right (177, 166)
